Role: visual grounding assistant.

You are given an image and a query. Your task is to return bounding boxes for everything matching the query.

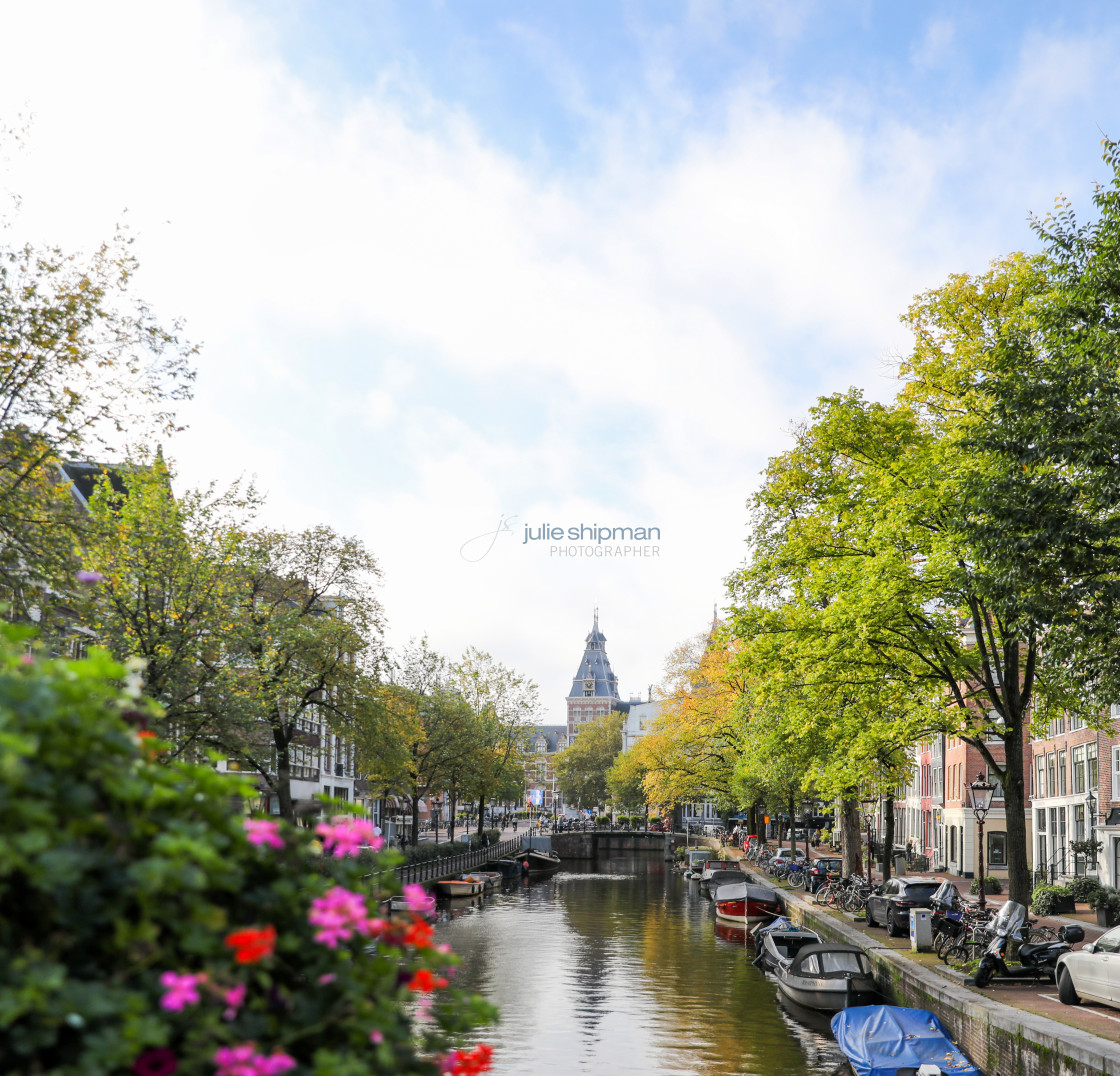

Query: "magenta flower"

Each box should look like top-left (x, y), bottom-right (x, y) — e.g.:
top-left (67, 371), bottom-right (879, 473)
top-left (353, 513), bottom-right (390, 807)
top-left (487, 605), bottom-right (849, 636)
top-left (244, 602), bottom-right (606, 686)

top-left (76, 570), bottom-right (104, 584)
top-left (223, 982), bottom-right (247, 1020)
top-left (132, 1048), bottom-right (178, 1076)
top-left (369, 1030), bottom-right (384, 1044)
top-left (403, 883), bottom-right (435, 915)
top-left (159, 971), bottom-right (204, 1011)
top-left (315, 815), bottom-right (383, 856)
top-left (213, 1046), bottom-right (296, 1076)
top-left (317, 973), bottom-right (336, 985)
top-left (308, 885), bottom-right (373, 947)
top-left (243, 819), bottom-right (285, 850)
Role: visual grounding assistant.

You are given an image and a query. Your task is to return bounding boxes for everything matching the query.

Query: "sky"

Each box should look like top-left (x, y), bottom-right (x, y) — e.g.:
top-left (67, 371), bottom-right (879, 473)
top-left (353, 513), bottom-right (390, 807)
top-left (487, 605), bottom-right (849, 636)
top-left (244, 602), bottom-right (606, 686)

top-left (4, 0), bottom-right (1120, 724)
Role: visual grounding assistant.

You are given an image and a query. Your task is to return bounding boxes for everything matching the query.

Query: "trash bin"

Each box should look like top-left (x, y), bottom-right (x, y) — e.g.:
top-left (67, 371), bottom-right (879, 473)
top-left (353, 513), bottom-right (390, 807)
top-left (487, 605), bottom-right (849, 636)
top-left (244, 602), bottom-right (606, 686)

top-left (894, 854), bottom-right (907, 876)
top-left (909, 908), bottom-right (933, 951)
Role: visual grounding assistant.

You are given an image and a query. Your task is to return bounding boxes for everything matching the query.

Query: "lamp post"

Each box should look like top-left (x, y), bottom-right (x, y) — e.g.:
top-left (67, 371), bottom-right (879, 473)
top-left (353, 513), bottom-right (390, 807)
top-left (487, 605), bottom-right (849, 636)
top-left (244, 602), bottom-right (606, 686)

top-left (860, 796), bottom-right (877, 879)
top-left (1087, 788), bottom-right (1098, 872)
top-left (967, 772), bottom-right (997, 911)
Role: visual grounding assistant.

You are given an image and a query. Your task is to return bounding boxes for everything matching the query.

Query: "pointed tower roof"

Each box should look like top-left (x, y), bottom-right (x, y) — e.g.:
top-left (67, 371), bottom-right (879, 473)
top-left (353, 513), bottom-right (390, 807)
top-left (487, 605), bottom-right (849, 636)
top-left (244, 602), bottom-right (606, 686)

top-left (567, 610), bottom-right (621, 701)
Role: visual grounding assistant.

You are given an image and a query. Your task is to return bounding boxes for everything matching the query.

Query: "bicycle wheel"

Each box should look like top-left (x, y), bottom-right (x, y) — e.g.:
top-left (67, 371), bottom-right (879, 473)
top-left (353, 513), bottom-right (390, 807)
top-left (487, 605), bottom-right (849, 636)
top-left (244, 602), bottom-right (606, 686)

top-left (789, 871), bottom-right (805, 890)
top-left (943, 941), bottom-right (974, 969)
top-left (1026, 925), bottom-right (1058, 943)
top-left (814, 885), bottom-right (831, 906)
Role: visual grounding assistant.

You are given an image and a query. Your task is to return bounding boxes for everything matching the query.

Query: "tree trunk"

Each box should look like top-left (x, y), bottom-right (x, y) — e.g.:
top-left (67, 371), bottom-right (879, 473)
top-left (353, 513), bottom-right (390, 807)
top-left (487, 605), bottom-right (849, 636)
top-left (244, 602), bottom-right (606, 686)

top-left (274, 724), bottom-right (295, 823)
top-left (410, 796), bottom-right (420, 846)
top-left (477, 794), bottom-right (486, 835)
top-left (787, 792), bottom-right (796, 851)
top-left (840, 798), bottom-right (863, 877)
top-left (1003, 719), bottom-right (1031, 905)
top-left (882, 797), bottom-right (895, 884)
top-left (448, 791), bottom-right (457, 842)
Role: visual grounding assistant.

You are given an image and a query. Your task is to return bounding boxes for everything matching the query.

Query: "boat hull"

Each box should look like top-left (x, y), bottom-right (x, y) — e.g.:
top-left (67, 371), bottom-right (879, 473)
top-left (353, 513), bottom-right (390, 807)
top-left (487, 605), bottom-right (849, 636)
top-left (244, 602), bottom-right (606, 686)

top-left (775, 975), bottom-right (878, 1013)
top-left (434, 878), bottom-right (484, 897)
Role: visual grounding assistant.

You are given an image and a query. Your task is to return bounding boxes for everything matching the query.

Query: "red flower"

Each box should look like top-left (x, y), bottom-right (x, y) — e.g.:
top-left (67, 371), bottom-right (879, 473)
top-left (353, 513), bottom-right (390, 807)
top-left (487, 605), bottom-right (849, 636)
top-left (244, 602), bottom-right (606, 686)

top-left (409, 968), bottom-right (437, 992)
top-left (403, 916), bottom-right (433, 950)
top-left (132, 1049), bottom-right (178, 1076)
top-left (441, 1043), bottom-right (493, 1075)
top-left (224, 925), bottom-right (277, 964)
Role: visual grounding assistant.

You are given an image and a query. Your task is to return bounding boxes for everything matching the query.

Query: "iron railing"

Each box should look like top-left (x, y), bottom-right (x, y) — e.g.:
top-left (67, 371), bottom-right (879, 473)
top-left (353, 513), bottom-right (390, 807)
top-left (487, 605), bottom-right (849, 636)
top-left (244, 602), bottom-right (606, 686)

top-left (368, 838), bottom-right (522, 890)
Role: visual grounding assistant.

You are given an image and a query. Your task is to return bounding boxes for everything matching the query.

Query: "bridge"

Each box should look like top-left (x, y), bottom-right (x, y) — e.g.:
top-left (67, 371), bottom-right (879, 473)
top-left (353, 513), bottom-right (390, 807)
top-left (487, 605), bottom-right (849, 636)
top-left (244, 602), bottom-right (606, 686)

top-left (550, 829), bottom-right (686, 860)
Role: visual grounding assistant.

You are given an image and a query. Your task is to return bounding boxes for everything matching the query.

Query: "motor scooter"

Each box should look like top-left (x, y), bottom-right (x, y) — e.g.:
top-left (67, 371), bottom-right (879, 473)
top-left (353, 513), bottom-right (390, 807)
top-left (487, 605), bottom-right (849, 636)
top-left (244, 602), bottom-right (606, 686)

top-left (973, 901), bottom-right (1084, 988)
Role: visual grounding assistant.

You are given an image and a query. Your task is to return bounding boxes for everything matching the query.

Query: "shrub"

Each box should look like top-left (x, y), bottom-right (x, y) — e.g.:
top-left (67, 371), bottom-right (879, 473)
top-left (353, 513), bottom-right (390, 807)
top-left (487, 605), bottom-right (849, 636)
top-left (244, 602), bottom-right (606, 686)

top-left (1089, 885), bottom-right (1120, 914)
top-left (1067, 876), bottom-right (1104, 904)
top-left (969, 876), bottom-right (1003, 895)
top-left (1031, 883), bottom-right (1073, 916)
top-left (596, 815), bottom-right (612, 827)
top-left (0, 632), bottom-right (494, 1075)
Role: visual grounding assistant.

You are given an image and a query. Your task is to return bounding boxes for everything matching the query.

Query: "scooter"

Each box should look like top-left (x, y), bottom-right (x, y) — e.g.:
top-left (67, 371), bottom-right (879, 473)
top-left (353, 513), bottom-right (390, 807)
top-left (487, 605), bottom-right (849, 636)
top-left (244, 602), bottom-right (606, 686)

top-left (972, 901), bottom-right (1084, 988)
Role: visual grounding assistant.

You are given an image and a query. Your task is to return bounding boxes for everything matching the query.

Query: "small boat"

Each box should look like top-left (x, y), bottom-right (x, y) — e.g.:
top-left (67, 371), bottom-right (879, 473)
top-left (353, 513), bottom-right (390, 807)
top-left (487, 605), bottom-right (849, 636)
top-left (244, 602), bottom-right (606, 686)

top-left (699, 860), bottom-right (741, 893)
top-left (713, 881), bottom-right (783, 925)
top-left (774, 944), bottom-right (878, 1012)
top-left (434, 876), bottom-right (485, 898)
top-left (463, 870), bottom-right (503, 890)
top-left (482, 858), bottom-right (523, 879)
top-left (702, 869), bottom-right (746, 898)
top-left (831, 1005), bottom-right (981, 1076)
top-left (683, 850), bottom-right (710, 878)
top-left (752, 916), bottom-right (821, 972)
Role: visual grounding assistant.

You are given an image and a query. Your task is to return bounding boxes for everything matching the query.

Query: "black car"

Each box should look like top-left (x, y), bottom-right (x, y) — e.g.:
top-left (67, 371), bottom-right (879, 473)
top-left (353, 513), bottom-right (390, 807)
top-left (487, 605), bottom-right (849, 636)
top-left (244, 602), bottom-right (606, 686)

top-left (865, 877), bottom-right (943, 936)
top-left (806, 856), bottom-right (843, 893)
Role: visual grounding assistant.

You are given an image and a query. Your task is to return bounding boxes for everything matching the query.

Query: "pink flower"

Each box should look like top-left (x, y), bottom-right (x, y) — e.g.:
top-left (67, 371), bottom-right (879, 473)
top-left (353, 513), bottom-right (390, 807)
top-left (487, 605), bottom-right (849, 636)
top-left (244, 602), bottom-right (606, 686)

top-left (212, 1046), bottom-right (296, 1076)
top-left (159, 971), bottom-right (205, 1011)
top-left (76, 570), bottom-right (104, 584)
top-left (308, 886), bottom-right (375, 947)
top-left (402, 883), bottom-right (435, 915)
top-left (317, 973), bottom-right (336, 985)
top-left (243, 819), bottom-right (285, 850)
top-left (132, 1048), bottom-right (178, 1076)
top-left (315, 815), bottom-right (383, 856)
top-left (369, 1030), bottom-right (383, 1044)
top-left (223, 982), bottom-right (247, 1020)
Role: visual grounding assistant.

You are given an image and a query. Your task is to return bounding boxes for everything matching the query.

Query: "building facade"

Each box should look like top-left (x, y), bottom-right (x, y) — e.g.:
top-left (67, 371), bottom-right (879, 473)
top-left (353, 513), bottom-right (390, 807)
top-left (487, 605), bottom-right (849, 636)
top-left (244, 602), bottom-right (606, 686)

top-left (565, 611), bottom-right (622, 739)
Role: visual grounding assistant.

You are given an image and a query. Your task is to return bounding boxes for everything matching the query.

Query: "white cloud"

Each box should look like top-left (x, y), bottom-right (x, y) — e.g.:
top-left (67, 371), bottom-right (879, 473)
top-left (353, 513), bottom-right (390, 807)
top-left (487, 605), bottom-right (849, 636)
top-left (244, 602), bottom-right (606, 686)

top-left (3, 0), bottom-right (1120, 720)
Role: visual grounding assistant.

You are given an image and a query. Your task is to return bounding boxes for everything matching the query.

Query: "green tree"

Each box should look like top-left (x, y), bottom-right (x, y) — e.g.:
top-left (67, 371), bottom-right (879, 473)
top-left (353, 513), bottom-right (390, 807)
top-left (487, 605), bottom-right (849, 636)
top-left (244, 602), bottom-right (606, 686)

top-left (607, 747), bottom-right (651, 821)
top-left (449, 647), bottom-right (538, 833)
top-left (76, 449), bottom-right (261, 759)
top-left (215, 525), bottom-right (385, 822)
top-left (0, 226), bottom-right (194, 622)
top-left (556, 711), bottom-right (624, 810)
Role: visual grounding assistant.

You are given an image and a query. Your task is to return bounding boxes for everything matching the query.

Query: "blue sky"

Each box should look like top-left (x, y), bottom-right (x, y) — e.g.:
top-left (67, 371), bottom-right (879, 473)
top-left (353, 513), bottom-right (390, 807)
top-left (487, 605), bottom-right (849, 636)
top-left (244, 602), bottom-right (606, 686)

top-left (4, 0), bottom-right (1120, 722)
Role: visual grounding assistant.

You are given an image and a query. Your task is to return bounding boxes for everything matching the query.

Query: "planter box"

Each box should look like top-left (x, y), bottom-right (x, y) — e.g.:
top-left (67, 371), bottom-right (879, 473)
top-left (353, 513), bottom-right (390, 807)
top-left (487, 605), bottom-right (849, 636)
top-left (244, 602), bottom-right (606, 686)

top-left (1051, 895), bottom-right (1077, 914)
top-left (1096, 906), bottom-right (1120, 927)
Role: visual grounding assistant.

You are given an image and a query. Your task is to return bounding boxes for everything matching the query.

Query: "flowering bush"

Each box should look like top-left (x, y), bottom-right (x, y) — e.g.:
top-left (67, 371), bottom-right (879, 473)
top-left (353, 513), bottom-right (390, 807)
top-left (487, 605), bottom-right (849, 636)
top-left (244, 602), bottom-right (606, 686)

top-left (0, 629), bottom-right (494, 1075)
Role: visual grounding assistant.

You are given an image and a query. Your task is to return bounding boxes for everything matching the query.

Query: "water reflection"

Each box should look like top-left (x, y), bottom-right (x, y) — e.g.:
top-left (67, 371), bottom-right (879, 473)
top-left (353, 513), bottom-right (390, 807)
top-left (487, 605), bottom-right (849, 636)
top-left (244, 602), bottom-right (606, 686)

top-left (435, 854), bottom-right (846, 1076)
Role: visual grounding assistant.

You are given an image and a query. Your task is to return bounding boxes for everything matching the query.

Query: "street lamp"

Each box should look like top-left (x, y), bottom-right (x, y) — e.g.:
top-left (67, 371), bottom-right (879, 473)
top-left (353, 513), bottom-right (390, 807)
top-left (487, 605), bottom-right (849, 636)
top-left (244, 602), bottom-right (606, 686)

top-left (967, 772), bottom-right (997, 911)
top-left (1087, 788), bottom-right (1098, 871)
top-left (860, 796), bottom-right (878, 879)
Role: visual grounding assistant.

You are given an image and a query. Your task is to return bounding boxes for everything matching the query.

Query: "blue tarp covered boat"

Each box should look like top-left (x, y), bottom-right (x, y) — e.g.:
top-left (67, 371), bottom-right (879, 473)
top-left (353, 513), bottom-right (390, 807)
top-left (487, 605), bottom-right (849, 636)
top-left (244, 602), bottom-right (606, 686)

top-left (831, 1006), bottom-right (981, 1076)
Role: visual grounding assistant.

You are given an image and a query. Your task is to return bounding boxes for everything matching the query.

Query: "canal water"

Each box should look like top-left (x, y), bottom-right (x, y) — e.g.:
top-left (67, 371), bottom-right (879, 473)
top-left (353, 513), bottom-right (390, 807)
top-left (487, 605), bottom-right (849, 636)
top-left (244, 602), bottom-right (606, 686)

top-left (434, 853), bottom-right (847, 1075)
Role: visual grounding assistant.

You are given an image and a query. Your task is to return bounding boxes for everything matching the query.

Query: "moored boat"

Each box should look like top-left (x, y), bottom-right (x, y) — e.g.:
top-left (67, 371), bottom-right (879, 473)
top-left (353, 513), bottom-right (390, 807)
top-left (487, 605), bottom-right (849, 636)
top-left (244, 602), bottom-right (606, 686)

top-left (774, 944), bottom-right (878, 1012)
top-left (462, 870), bottom-right (503, 890)
top-left (713, 881), bottom-right (782, 925)
top-left (434, 876), bottom-right (485, 898)
top-left (699, 860), bottom-right (741, 893)
top-left (752, 917), bottom-right (821, 972)
top-left (831, 1005), bottom-right (981, 1075)
top-left (702, 869), bottom-right (746, 898)
top-left (683, 850), bottom-right (710, 878)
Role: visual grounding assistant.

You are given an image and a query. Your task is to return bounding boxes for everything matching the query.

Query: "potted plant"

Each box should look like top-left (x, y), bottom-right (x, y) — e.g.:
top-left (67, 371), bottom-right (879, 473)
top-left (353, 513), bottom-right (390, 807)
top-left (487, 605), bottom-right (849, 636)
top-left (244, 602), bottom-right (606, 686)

top-left (1070, 837), bottom-right (1103, 868)
top-left (1089, 885), bottom-right (1120, 927)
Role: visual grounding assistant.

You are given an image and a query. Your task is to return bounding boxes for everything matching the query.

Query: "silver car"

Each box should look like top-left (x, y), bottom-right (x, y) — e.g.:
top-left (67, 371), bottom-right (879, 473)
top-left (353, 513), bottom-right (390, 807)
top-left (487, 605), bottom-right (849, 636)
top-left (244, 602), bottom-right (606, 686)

top-left (1056, 924), bottom-right (1120, 1008)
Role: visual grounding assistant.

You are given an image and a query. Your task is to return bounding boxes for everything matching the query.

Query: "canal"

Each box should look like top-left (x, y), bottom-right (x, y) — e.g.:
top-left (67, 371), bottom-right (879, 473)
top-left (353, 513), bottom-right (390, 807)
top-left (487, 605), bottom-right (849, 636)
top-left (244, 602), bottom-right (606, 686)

top-left (434, 852), bottom-right (847, 1075)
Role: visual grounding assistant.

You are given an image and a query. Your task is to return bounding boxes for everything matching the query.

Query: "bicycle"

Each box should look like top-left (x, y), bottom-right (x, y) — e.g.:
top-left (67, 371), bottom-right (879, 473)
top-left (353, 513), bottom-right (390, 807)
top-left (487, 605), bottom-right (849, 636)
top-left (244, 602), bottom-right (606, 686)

top-left (786, 863), bottom-right (807, 889)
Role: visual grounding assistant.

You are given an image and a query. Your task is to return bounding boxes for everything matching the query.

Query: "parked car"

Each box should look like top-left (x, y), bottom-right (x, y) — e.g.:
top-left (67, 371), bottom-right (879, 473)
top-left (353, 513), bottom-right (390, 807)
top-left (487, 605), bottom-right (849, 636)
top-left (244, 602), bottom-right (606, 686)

top-left (864, 877), bottom-right (943, 936)
top-left (806, 856), bottom-right (843, 893)
top-left (768, 847), bottom-right (807, 868)
top-left (1056, 924), bottom-right (1120, 1009)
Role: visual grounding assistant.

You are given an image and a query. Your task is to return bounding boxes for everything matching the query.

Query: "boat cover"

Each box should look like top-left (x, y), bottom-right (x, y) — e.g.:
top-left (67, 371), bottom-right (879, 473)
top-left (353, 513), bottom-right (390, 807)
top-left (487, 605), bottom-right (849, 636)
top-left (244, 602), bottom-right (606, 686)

top-left (713, 882), bottom-right (780, 905)
top-left (831, 1006), bottom-right (981, 1076)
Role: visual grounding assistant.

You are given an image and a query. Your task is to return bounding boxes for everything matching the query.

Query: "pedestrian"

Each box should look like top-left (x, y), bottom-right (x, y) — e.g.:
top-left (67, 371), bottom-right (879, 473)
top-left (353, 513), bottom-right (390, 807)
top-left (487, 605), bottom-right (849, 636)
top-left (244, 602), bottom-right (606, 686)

top-left (906, 838), bottom-right (914, 866)
top-left (513, 818), bottom-right (518, 832)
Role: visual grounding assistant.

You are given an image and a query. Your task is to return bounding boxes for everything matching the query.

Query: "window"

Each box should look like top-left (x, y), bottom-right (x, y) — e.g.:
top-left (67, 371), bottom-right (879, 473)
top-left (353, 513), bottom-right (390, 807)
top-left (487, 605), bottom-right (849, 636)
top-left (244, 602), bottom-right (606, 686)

top-left (1113, 746), bottom-right (1120, 792)
top-left (1057, 750), bottom-right (1067, 796)
top-left (1036, 756), bottom-right (1047, 799)
top-left (1036, 808), bottom-right (1046, 832)
top-left (988, 831), bottom-right (1007, 867)
top-left (1088, 743), bottom-right (1099, 790)
top-left (1047, 753), bottom-right (1057, 797)
top-left (1073, 746), bottom-right (1086, 794)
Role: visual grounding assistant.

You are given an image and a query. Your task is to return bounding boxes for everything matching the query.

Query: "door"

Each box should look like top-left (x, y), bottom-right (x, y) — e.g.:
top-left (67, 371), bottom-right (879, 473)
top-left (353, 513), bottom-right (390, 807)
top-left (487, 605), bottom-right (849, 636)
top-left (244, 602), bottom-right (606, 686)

top-left (1082, 926), bottom-right (1120, 1002)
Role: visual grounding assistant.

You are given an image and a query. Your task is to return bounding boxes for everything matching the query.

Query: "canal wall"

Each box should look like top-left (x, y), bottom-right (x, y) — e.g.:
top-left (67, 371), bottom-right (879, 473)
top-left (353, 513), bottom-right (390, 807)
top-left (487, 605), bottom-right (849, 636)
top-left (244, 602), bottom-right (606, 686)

top-left (749, 870), bottom-right (1120, 1076)
top-left (551, 831), bottom-right (684, 859)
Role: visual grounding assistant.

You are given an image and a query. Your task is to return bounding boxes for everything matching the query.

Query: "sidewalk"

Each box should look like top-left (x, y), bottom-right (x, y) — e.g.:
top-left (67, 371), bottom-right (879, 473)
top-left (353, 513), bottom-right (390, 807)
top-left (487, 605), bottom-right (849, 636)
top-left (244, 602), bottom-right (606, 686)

top-left (733, 844), bottom-right (1120, 1047)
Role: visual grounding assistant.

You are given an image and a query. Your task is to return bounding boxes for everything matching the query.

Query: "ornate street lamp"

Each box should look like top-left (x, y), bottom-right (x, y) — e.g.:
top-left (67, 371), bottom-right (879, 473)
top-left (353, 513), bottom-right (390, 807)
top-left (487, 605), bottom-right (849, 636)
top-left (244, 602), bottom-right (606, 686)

top-left (967, 773), bottom-right (997, 911)
top-left (1087, 787), bottom-right (1098, 870)
top-left (860, 796), bottom-right (878, 879)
